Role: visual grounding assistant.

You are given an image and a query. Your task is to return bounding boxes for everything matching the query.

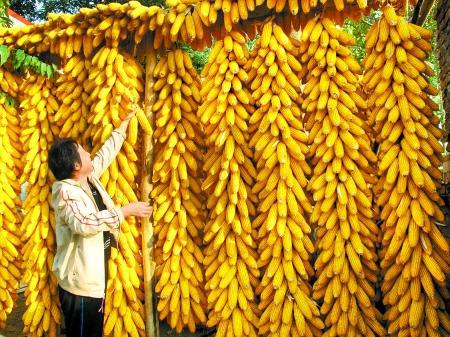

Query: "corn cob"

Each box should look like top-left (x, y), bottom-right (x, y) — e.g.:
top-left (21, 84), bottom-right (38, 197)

top-left (19, 74), bottom-right (61, 337)
top-left (0, 68), bottom-right (21, 99)
top-left (54, 55), bottom-right (90, 139)
top-left (126, 4), bottom-right (163, 45)
top-left (199, 31), bottom-right (260, 337)
top-left (85, 46), bottom-right (150, 337)
top-left (160, 2), bottom-right (207, 48)
top-left (0, 93), bottom-right (22, 330)
top-left (299, 16), bottom-right (385, 337)
top-left (0, 69), bottom-right (22, 175)
top-left (247, 20), bottom-right (324, 337)
top-left (0, 69), bottom-right (23, 329)
top-left (364, 6), bottom-right (450, 337)
top-left (194, 0), bottom-right (255, 33)
top-left (151, 49), bottom-right (207, 333)
top-left (188, 0), bottom-right (268, 37)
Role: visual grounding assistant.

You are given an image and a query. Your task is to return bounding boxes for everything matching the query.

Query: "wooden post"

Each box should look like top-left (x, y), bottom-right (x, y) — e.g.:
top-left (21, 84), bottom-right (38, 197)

top-left (141, 33), bottom-right (159, 337)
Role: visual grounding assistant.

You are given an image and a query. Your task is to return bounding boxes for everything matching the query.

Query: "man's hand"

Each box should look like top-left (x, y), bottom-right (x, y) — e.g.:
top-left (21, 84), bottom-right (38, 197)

top-left (118, 103), bottom-right (138, 134)
top-left (121, 202), bottom-right (152, 218)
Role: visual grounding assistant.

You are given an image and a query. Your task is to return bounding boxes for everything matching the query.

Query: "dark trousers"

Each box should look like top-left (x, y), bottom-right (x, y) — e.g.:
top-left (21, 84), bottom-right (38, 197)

top-left (58, 286), bottom-right (104, 337)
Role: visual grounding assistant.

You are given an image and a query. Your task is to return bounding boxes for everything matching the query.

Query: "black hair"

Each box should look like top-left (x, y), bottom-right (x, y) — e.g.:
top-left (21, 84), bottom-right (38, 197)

top-left (48, 138), bottom-right (81, 180)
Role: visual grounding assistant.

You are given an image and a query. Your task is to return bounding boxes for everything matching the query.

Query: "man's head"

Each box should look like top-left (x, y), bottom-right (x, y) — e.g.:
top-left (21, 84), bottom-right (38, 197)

top-left (48, 138), bottom-right (93, 180)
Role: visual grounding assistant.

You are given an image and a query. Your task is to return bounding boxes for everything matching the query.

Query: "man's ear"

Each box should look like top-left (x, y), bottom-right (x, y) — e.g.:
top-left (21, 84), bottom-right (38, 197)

top-left (73, 162), bottom-right (82, 171)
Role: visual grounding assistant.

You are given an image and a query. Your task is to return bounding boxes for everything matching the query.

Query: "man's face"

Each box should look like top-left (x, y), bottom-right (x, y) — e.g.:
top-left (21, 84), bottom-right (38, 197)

top-left (75, 144), bottom-right (93, 175)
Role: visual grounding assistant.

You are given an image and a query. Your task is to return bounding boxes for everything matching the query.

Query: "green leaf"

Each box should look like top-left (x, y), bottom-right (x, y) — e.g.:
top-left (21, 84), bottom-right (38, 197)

top-left (15, 49), bottom-right (25, 62)
top-left (46, 64), bottom-right (52, 78)
top-left (12, 49), bottom-right (25, 70)
top-left (0, 44), bottom-right (9, 66)
top-left (12, 56), bottom-right (23, 70)
top-left (40, 61), bottom-right (46, 76)
top-left (23, 54), bottom-right (32, 68)
top-left (6, 95), bottom-right (15, 107)
top-left (30, 56), bottom-right (39, 68)
top-left (0, 0), bottom-right (12, 29)
top-left (0, 89), bottom-right (15, 107)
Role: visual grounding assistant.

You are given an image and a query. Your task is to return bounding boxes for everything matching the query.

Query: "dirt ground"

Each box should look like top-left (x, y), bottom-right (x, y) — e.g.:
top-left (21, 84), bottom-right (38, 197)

top-left (0, 292), bottom-right (211, 337)
top-left (0, 290), bottom-right (26, 337)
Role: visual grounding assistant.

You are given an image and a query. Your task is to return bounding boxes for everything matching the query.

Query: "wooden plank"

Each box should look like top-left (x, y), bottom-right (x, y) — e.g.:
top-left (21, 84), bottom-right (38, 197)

top-left (141, 32), bottom-right (159, 337)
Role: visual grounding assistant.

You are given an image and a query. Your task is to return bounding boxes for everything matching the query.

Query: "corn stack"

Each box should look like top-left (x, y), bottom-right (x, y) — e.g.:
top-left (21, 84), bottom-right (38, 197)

top-left (178, 8), bottom-right (208, 50)
top-left (151, 49), bottom-right (206, 333)
top-left (54, 55), bottom-right (90, 140)
top-left (246, 20), bottom-right (324, 337)
top-left (127, 3), bottom-right (163, 45)
top-left (19, 74), bottom-right (61, 337)
top-left (81, 2), bottom-right (164, 46)
top-left (194, 0), bottom-right (255, 33)
top-left (199, 31), bottom-right (260, 337)
top-left (152, 3), bottom-right (206, 50)
top-left (363, 6), bottom-right (450, 336)
top-left (0, 2), bottom-right (166, 54)
top-left (0, 68), bottom-right (23, 175)
top-left (79, 2), bottom-right (163, 49)
top-left (165, 5), bottom-right (199, 44)
top-left (47, 21), bottom-right (95, 61)
top-left (0, 69), bottom-right (20, 99)
top-left (299, 16), bottom-right (385, 337)
top-left (86, 46), bottom-right (151, 337)
top-left (97, 3), bottom-right (162, 47)
top-left (45, 11), bottom-right (93, 59)
top-left (53, 31), bottom-right (83, 61)
top-left (263, 0), bottom-right (301, 15)
top-left (162, 0), bottom-right (205, 48)
top-left (85, 45), bottom-right (151, 159)
top-left (0, 90), bottom-right (22, 329)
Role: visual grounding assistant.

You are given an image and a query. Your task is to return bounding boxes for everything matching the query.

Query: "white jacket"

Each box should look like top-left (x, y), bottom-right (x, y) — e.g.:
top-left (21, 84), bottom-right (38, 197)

top-left (51, 130), bottom-right (126, 298)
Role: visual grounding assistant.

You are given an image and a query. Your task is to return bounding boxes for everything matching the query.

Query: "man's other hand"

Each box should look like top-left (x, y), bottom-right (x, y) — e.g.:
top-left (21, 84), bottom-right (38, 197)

top-left (121, 202), bottom-right (152, 218)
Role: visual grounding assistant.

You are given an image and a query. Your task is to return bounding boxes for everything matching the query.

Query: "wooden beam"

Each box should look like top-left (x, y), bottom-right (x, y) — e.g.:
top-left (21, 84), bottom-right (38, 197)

top-left (411, 0), bottom-right (424, 23)
top-left (141, 32), bottom-right (159, 337)
top-left (416, 0), bottom-right (435, 25)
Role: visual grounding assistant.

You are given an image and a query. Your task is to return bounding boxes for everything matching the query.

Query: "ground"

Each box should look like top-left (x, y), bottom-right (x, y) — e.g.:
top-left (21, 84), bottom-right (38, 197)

top-left (0, 292), bottom-right (210, 337)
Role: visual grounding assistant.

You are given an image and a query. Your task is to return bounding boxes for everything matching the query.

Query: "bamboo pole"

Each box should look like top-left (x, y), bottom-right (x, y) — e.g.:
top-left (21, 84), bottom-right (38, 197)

top-left (141, 33), bottom-right (159, 337)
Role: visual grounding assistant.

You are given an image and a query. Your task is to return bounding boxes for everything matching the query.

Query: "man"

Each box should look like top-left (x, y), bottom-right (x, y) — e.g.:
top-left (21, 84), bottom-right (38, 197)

top-left (48, 112), bottom-right (151, 337)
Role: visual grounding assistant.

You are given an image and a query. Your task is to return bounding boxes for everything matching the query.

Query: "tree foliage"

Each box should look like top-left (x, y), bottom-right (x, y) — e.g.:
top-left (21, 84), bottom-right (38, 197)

top-left (343, 10), bottom-right (381, 62)
top-left (0, 0), bottom-right (12, 26)
top-left (179, 42), bottom-right (211, 74)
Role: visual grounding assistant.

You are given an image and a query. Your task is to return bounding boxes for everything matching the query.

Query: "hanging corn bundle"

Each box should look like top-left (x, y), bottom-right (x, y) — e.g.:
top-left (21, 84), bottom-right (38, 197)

top-left (364, 5), bottom-right (450, 336)
top-left (248, 19), bottom-right (325, 337)
top-left (0, 69), bottom-right (23, 328)
top-left (54, 55), bottom-right (91, 140)
top-left (85, 45), bottom-right (152, 337)
top-left (200, 31), bottom-right (261, 337)
top-left (299, 15), bottom-right (385, 337)
top-left (151, 48), bottom-right (207, 333)
top-left (19, 74), bottom-right (61, 337)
